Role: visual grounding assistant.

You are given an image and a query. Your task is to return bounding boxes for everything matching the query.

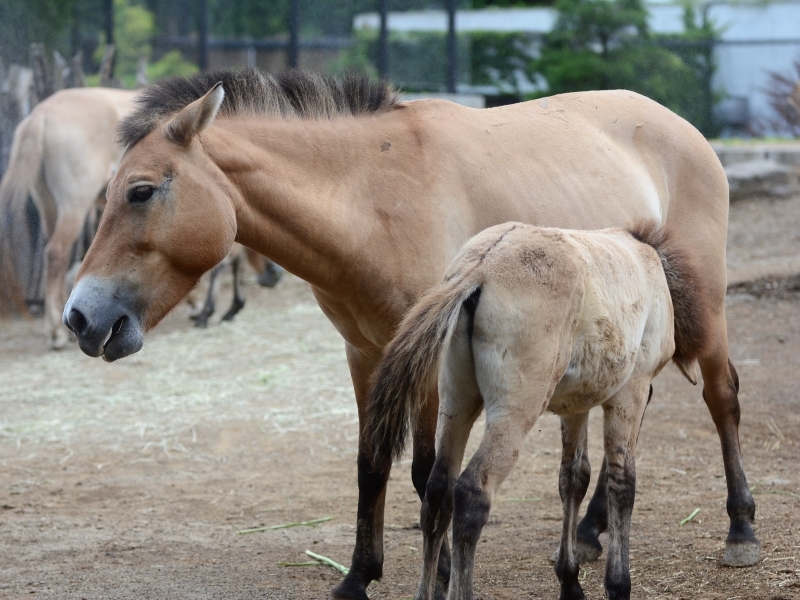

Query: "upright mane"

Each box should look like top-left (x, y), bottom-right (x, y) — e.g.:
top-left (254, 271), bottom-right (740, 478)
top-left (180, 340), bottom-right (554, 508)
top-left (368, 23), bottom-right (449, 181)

top-left (118, 68), bottom-right (401, 148)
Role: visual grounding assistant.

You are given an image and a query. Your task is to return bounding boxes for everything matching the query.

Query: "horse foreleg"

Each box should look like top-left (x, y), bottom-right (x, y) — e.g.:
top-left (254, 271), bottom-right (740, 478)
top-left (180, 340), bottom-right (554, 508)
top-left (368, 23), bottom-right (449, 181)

top-left (700, 348), bottom-right (759, 566)
top-left (221, 254), bottom-right (245, 321)
top-left (602, 379), bottom-right (649, 600)
top-left (44, 213), bottom-right (84, 349)
top-left (555, 414), bottom-right (591, 600)
top-left (332, 345), bottom-right (388, 600)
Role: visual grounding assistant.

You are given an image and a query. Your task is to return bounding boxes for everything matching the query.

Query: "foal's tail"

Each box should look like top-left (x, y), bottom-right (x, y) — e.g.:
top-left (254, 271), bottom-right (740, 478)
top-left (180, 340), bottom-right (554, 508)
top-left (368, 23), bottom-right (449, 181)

top-left (630, 221), bottom-right (708, 385)
top-left (0, 113), bottom-right (45, 317)
top-left (366, 273), bottom-right (482, 465)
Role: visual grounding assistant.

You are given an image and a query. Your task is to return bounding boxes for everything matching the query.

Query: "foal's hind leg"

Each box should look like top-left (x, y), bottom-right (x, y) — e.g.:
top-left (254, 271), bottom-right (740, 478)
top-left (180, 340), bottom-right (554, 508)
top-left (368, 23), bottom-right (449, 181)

top-left (417, 310), bottom-right (482, 600)
top-left (554, 413), bottom-right (591, 600)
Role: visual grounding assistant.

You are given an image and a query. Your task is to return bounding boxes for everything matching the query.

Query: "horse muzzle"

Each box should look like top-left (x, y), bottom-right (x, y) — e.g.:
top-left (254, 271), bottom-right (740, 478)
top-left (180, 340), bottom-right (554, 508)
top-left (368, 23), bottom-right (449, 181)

top-left (63, 277), bottom-right (144, 362)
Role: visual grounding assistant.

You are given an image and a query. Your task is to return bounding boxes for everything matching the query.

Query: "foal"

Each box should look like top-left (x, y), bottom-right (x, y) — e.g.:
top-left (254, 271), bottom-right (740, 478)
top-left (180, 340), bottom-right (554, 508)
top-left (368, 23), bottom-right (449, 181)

top-left (367, 222), bottom-right (698, 599)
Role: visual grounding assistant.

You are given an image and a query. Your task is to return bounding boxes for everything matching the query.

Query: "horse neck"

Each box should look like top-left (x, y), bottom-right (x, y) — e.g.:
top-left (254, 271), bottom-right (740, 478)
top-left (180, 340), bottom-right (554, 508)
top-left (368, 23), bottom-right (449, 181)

top-left (207, 115), bottom-right (389, 292)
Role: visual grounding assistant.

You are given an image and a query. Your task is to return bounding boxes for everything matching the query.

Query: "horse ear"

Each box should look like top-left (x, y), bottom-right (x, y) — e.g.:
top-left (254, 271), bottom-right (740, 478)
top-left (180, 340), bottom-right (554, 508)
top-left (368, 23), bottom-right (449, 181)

top-left (165, 82), bottom-right (225, 145)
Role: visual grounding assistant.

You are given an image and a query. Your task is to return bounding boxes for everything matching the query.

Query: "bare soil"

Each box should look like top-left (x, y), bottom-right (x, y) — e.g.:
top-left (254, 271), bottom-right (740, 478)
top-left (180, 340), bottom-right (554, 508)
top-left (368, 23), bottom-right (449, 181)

top-left (1, 195), bottom-right (799, 600)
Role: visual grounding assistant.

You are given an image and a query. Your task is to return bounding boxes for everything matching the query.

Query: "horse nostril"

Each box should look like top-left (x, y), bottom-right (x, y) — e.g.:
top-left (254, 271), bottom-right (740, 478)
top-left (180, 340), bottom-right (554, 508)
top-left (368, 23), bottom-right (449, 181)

top-left (67, 308), bottom-right (89, 336)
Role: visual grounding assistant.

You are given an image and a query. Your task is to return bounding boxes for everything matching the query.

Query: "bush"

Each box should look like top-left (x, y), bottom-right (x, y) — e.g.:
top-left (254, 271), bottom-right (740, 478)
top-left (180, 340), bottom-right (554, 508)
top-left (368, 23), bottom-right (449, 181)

top-left (530, 0), bottom-right (721, 137)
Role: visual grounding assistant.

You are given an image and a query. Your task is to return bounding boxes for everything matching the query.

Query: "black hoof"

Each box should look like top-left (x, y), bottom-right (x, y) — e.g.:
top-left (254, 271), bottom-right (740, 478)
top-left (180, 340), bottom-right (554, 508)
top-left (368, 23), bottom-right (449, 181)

top-left (559, 581), bottom-right (585, 600)
top-left (330, 574), bottom-right (370, 600)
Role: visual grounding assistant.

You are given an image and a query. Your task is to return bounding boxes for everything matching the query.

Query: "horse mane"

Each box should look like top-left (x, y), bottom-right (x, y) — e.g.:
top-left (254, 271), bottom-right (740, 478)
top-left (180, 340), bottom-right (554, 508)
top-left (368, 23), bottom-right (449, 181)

top-left (118, 68), bottom-right (401, 148)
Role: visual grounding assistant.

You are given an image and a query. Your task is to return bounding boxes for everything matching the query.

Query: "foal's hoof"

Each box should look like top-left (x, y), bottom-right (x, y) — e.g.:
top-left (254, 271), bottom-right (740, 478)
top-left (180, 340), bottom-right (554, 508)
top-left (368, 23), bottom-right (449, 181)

top-left (549, 540), bottom-right (602, 564)
top-left (721, 541), bottom-right (761, 567)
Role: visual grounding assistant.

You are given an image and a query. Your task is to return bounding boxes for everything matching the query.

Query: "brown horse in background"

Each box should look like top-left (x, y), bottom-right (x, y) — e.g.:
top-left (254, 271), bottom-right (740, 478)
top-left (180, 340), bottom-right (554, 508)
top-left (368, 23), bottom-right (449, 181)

top-left (0, 87), bottom-right (137, 348)
top-left (62, 70), bottom-right (758, 600)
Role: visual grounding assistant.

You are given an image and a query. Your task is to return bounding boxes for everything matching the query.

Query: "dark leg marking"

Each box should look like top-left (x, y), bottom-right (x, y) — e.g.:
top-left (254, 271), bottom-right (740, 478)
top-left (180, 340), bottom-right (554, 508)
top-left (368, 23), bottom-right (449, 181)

top-left (331, 453), bottom-right (389, 600)
top-left (221, 255), bottom-right (245, 321)
top-left (604, 460), bottom-right (635, 600)
top-left (572, 385), bottom-right (654, 564)
top-left (192, 262), bottom-right (224, 328)
top-left (702, 357), bottom-right (759, 566)
top-left (450, 472), bottom-right (491, 600)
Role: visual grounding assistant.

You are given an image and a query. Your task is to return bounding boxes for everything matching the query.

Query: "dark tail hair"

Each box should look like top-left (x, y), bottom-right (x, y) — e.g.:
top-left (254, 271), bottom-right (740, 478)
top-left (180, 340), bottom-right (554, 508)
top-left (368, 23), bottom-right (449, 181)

top-left (629, 221), bottom-right (708, 384)
top-left (366, 275), bottom-right (481, 465)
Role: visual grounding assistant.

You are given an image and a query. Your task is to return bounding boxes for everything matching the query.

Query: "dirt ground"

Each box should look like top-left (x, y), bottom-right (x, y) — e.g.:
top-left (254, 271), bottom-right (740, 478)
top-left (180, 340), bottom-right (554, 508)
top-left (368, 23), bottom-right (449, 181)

top-left (1, 195), bottom-right (799, 600)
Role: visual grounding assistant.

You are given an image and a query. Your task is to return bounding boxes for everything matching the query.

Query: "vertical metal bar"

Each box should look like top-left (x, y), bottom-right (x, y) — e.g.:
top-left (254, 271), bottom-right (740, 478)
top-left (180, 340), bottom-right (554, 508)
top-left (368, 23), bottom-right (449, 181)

top-left (379, 0), bottom-right (389, 79)
top-left (446, 0), bottom-right (457, 93)
top-left (198, 0), bottom-right (208, 71)
top-left (105, 0), bottom-right (115, 78)
top-left (289, 0), bottom-right (300, 68)
top-left (105, 0), bottom-right (114, 47)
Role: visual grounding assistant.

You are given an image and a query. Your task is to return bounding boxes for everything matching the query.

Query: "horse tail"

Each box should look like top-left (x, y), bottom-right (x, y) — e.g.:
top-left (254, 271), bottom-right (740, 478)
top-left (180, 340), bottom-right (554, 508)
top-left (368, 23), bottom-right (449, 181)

top-left (629, 221), bottom-right (708, 385)
top-left (0, 112), bottom-right (46, 317)
top-left (367, 272), bottom-right (482, 466)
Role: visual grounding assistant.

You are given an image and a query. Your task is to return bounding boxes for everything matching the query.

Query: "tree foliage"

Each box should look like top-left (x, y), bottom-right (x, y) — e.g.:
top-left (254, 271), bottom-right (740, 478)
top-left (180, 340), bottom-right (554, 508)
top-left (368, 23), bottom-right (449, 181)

top-left (531, 0), bottom-right (721, 136)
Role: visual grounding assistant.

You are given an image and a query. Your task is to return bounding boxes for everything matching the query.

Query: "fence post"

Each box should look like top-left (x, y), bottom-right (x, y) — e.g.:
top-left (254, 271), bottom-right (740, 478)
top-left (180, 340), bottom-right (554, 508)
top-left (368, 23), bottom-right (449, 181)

top-left (289, 0), bottom-right (300, 68)
top-left (446, 0), bottom-right (457, 93)
top-left (198, 0), bottom-right (208, 71)
top-left (379, 0), bottom-right (389, 79)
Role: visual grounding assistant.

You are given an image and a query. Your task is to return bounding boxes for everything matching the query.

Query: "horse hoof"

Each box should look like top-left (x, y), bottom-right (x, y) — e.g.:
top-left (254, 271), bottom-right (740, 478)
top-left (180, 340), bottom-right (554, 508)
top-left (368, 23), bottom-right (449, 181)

top-left (721, 541), bottom-right (761, 567)
top-left (329, 579), bottom-right (369, 600)
top-left (549, 540), bottom-right (602, 564)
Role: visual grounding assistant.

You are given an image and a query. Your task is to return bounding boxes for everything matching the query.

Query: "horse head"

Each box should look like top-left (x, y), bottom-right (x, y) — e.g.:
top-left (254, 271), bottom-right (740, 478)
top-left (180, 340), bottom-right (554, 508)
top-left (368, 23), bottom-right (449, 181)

top-left (63, 83), bottom-right (236, 361)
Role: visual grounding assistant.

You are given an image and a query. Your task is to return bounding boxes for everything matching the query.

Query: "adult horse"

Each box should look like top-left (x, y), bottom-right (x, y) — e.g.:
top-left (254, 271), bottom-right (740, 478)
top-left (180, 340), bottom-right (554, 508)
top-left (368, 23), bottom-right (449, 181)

top-left (62, 69), bottom-right (758, 599)
top-left (0, 86), bottom-right (137, 348)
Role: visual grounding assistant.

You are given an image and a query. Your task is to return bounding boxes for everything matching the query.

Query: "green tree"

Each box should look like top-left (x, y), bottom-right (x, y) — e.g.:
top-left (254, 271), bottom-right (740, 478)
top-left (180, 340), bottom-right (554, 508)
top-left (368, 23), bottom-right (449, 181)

top-left (94, 0), bottom-right (196, 84)
top-left (0, 0), bottom-right (80, 64)
top-left (531, 0), bottom-right (721, 136)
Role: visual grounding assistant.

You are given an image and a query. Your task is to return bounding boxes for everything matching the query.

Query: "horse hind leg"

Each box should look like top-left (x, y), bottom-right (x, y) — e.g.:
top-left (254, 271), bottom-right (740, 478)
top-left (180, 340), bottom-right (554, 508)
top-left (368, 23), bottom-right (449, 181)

top-left (554, 413), bottom-right (591, 600)
top-left (700, 346), bottom-right (759, 566)
top-left (221, 253), bottom-right (245, 322)
top-left (193, 262), bottom-right (225, 328)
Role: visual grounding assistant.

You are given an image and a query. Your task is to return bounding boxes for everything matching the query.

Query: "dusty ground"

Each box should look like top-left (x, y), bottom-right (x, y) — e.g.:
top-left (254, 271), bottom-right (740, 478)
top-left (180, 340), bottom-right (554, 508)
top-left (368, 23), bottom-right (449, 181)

top-left (1, 195), bottom-right (799, 600)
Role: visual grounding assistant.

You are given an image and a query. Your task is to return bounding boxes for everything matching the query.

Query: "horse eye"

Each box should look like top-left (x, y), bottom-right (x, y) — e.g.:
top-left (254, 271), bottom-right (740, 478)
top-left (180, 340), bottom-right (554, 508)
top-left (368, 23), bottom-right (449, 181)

top-left (128, 185), bottom-right (155, 203)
